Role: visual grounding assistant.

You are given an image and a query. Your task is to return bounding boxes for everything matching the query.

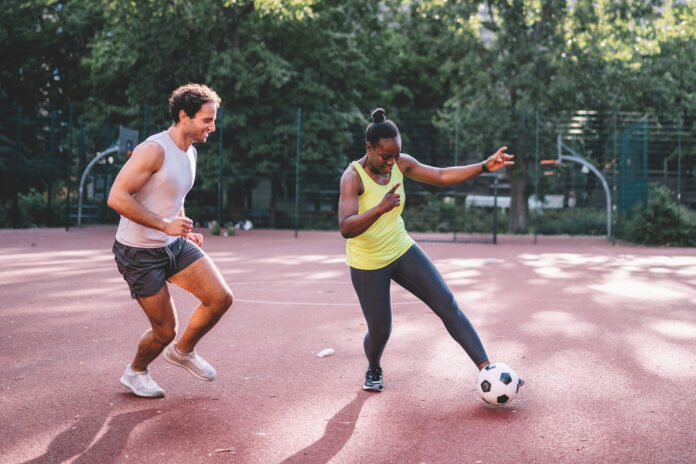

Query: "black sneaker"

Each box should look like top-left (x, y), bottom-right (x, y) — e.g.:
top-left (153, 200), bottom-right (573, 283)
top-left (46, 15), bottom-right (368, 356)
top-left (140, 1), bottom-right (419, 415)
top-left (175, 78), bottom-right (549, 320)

top-left (362, 367), bottom-right (383, 392)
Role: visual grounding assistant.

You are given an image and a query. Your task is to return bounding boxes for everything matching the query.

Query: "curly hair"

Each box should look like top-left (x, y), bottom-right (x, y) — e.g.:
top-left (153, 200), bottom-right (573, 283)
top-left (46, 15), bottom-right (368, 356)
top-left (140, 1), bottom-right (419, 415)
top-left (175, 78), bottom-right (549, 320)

top-left (169, 83), bottom-right (221, 123)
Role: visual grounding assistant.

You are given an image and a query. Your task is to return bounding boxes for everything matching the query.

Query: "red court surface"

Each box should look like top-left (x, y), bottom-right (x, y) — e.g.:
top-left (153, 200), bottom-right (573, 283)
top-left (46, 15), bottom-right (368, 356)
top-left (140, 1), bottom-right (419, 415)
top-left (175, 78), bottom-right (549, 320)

top-left (1, 227), bottom-right (695, 464)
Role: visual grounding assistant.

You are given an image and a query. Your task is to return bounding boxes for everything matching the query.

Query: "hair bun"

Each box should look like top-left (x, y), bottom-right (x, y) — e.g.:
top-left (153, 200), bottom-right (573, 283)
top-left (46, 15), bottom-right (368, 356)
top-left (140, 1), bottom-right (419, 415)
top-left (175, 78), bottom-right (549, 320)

top-left (371, 108), bottom-right (386, 124)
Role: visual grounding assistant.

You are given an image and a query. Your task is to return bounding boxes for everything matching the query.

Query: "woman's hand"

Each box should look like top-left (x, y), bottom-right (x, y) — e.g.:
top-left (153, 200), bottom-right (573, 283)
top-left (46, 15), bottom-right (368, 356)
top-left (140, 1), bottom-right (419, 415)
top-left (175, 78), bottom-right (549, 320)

top-left (483, 147), bottom-right (515, 172)
top-left (377, 182), bottom-right (401, 214)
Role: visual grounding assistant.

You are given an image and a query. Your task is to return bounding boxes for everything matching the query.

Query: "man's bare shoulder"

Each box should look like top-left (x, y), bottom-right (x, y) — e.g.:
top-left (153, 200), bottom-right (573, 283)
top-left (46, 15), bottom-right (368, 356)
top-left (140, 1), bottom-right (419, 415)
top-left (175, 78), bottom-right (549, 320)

top-left (129, 140), bottom-right (165, 171)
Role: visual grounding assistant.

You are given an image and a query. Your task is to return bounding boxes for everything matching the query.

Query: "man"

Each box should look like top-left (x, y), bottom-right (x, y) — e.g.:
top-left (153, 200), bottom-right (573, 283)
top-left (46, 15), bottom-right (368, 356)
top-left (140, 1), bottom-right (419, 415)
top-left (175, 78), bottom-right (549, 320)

top-left (108, 83), bottom-right (233, 398)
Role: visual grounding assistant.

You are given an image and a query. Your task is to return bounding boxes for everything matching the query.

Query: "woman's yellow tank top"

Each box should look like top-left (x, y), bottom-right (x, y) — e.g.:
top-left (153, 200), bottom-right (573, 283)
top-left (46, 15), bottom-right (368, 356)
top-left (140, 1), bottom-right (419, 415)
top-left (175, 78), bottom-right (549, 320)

top-left (345, 160), bottom-right (414, 270)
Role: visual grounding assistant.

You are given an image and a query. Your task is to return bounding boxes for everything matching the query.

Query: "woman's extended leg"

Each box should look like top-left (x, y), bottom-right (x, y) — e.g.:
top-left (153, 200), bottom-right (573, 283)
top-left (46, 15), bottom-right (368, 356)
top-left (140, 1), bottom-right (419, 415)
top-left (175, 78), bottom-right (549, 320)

top-left (392, 245), bottom-right (488, 367)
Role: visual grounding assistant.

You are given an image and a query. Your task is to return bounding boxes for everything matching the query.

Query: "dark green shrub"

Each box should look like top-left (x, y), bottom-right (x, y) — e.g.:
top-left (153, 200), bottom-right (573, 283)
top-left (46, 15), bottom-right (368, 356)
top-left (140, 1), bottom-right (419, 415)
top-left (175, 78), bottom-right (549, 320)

top-left (532, 209), bottom-right (607, 236)
top-left (617, 185), bottom-right (696, 247)
top-left (402, 193), bottom-right (503, 234)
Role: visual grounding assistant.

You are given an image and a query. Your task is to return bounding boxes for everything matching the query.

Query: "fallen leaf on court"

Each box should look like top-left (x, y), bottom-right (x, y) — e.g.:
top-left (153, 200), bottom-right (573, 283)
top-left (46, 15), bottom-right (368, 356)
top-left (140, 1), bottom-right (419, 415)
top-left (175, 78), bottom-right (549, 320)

top-left (214, 448), bottom-right (235, 453)
top-left (74, 414), bottom-right (80, 420)
top-left (13, 376), bottom-right (25, 380)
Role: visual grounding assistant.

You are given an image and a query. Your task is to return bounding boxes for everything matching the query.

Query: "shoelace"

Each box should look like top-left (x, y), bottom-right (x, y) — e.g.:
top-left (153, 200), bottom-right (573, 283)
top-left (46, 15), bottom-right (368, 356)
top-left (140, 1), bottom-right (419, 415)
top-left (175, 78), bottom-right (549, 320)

top-left (135, 370), bottom-right (158, 387)
top-left (366, 369), bottom-right (382, 383)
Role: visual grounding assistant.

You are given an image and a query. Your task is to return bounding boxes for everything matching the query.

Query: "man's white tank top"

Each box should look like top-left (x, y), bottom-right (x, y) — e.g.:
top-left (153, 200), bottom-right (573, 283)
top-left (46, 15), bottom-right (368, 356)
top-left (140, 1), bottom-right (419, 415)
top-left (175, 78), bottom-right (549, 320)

top-left (115, 130), bottom-right (197, 248)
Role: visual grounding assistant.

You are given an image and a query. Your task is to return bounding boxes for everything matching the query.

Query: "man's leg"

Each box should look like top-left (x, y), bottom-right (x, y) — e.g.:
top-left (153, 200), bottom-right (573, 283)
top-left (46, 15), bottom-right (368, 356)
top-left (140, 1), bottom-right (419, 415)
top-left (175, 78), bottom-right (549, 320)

top-left (168, 255), bottom-right (233, 353)
top-left (131, 285), bottom-right (178, 371)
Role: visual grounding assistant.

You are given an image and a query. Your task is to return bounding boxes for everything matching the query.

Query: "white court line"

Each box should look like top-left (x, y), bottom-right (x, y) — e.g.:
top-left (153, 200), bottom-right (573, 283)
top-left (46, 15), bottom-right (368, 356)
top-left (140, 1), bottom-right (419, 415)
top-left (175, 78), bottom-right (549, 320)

top-left (235, 298), bottom-right (421, 306)
top-left (229, 280), bottom-right (352, 286)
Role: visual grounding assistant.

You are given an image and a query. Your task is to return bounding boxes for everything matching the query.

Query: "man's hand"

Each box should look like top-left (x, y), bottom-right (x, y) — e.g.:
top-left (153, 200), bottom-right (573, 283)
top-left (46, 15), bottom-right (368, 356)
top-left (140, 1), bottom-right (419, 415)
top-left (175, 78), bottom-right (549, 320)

top-left (187, 232), bottom-right (203, 247)
top-left (163, 217), bottom-right (193, 236)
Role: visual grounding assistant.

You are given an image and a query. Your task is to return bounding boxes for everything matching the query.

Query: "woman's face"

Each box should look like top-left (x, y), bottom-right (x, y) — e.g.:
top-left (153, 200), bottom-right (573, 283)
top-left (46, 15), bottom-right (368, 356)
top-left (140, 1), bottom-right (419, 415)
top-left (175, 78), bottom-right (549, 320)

top-left (367, 136), bottom-right (401, 175)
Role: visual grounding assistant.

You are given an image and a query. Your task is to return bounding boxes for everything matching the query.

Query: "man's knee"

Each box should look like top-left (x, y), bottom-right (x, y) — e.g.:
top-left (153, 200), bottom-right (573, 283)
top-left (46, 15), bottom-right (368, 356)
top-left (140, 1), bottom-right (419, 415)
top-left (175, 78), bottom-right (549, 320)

top-left (210, 289), bottom-right (233, 313)
top-left (153, 323), bottom-right (177, 345)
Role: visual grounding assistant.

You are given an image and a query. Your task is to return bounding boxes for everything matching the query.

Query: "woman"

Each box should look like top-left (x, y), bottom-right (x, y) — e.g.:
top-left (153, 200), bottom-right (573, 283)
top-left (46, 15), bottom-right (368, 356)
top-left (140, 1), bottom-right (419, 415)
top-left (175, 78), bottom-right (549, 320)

top-left (338, 108), bottom-right (518, 392)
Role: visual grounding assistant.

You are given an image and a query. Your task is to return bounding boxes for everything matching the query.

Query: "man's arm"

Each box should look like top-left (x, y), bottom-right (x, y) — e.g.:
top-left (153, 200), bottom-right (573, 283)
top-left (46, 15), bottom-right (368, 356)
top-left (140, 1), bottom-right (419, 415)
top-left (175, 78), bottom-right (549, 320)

top-left (107, 141), bottom-right (193, 237)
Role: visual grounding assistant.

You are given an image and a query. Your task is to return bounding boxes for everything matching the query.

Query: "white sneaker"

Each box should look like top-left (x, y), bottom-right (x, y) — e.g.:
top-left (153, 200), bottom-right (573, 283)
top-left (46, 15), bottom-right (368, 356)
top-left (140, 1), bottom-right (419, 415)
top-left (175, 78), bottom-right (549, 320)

top-left (120, 365), bottom-right (165, 398)
top-left (163, 344), bottom-right (216, 381)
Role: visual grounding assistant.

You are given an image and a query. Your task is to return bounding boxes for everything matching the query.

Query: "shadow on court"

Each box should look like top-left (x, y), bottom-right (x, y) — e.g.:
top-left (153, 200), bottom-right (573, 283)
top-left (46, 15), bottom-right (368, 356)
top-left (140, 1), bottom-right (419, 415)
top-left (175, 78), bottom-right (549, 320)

top-left (279, 391), bottom-right (375, 464)
top-left (21, 408), bottom-right (159, 464)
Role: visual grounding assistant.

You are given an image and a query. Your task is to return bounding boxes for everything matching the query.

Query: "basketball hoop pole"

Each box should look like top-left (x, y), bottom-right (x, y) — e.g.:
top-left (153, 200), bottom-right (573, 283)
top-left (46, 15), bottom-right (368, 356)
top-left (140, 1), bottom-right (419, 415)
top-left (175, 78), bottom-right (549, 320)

top-left (77, 146), bottom-right (119, 227)
top-left (76, 125), bottom-right (138, 228)
top-left (557, 136), bottom-right (613, 241)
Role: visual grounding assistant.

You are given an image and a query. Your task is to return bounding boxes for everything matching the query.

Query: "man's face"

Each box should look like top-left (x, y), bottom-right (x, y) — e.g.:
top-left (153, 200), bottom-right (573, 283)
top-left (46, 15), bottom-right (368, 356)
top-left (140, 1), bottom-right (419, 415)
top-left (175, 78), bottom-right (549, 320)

top-left (183, 102), bottom-right (217, 143)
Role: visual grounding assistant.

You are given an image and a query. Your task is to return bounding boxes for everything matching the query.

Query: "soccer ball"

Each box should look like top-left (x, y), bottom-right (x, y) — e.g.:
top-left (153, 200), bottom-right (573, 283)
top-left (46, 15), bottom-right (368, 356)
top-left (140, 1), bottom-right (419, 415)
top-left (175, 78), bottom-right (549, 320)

top-left (476, 362), bottom-right (521, 406)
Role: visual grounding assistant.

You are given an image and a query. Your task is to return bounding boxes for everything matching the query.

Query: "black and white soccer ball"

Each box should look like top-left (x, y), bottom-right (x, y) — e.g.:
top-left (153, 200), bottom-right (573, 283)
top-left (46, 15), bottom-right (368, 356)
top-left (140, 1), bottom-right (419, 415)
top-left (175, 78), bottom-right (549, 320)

top-left (476, 362), bottom-right (521, 406)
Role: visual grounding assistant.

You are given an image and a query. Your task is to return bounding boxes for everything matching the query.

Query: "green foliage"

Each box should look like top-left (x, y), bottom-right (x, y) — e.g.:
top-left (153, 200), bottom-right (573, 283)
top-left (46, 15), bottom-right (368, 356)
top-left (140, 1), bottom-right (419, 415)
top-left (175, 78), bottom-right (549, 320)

top-left (0, 188), bottom-right (66, 228)
top-left (532, 209), bottom-right (607, 236)
top-left (403, 193), bottom-right (503, 234)
top-left (617, 184), bottom-right (696, 247)
top-left (209, 221), bottom-right (221, 236)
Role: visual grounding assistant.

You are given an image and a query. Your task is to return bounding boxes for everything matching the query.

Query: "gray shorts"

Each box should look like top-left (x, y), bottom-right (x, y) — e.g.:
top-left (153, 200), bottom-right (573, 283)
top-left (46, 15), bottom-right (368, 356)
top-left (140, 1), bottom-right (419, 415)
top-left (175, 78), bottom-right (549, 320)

top-left (113, 237), bottom-right (205, 299)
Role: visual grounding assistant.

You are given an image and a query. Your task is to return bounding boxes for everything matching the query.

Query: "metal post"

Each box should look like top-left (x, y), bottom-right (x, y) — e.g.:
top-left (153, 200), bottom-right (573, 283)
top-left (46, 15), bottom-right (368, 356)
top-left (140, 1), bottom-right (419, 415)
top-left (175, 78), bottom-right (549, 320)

top-left (454, 104), bottom-right (459, 166)
top-left (534, 111), bottom-right (539, 243)
top-left (493, 175), bottom-right (498, 244)
top-left (48, 110), bottom-right (56, 223)
top-left (66, 104), bottom-right (73, 230)
top-left (677, 115), bottom-right (682, 207)
top-left (217, 106), bottom-right (224, 227)
top-left (78, 119), bottom-right (85, 175)
top-left (103, 124), bottom-right (111, 215)
top-left (143, 104), bottom-right (149, 141)
top-left (612, 112), bottom-right (617, 244)
top-left (294, 107), bottom-right (302, 238)
top-left (13, 106), bottom-right (22, 223)
top-left (643, 116), bottom-right (649, 206)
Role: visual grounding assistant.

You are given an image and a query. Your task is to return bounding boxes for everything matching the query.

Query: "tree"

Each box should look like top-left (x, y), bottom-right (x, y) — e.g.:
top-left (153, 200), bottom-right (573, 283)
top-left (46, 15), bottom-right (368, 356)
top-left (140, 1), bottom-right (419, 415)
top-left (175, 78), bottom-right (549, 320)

top-left (440, 0), bottom-right (694, 233)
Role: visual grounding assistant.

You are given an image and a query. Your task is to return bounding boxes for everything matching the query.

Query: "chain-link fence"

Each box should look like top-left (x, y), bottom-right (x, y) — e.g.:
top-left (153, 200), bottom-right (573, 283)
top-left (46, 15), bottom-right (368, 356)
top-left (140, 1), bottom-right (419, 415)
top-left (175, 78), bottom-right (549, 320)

top-left (1, 105), bottom-right (694, 241)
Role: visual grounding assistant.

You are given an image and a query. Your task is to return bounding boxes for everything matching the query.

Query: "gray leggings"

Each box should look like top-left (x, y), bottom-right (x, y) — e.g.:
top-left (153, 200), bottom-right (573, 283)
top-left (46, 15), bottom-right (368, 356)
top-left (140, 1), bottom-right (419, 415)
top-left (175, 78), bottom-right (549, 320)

top-left (350, 244), bottom-right (488, 369)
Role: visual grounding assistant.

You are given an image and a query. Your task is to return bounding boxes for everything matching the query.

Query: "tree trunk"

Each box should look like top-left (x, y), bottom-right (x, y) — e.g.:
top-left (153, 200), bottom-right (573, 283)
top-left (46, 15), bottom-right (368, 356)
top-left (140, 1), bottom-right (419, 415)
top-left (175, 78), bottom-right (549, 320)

top-left (506, 109), bottom-right (533, 234)
top-left (508, 171), bottom-right (529, 233)
top-left (221, 1), bottom-right (254, 51)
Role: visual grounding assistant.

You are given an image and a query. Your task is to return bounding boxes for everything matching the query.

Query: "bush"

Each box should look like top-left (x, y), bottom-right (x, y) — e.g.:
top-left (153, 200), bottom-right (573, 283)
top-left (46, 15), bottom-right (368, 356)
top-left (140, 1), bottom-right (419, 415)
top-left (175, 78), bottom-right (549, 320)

top-left (617, 185), bottom-right (696, 247)
top-left (209, 221), bottom-right (221, 236)
top-left (532, 209), bottom-right (607, 236)
top-left (402, 193), bottom-right (503, 234)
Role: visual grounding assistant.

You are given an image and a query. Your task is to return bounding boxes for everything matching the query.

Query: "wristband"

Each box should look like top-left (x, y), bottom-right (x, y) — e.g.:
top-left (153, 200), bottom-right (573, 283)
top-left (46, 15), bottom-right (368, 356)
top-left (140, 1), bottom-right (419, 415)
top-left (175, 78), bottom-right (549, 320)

top-left (481, 160), bottom-right (490, 173)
